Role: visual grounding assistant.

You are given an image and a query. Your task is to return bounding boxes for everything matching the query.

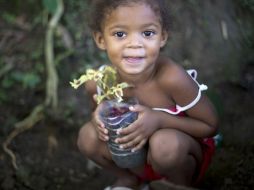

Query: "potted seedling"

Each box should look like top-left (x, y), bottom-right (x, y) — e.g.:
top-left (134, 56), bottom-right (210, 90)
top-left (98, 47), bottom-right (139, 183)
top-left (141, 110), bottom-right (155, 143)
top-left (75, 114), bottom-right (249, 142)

top-left (70, 66), bottom-right (146, 168)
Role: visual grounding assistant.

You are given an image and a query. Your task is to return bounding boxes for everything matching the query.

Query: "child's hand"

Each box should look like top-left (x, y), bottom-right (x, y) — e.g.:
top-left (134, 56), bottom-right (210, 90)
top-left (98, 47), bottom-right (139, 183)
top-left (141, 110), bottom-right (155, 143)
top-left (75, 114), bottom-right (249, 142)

top-left (92, 96), bottom-right (109, 142)
top-left (115, 105), bottom-right (160, 152)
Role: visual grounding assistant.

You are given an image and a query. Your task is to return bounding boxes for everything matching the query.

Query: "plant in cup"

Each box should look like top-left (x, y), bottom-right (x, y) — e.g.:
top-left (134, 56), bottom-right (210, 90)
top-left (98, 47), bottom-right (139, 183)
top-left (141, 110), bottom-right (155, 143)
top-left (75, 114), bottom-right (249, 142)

top-left (70, 65), bottom-right (130, 104)
top-left (70, 66), bottom-right (146, 168)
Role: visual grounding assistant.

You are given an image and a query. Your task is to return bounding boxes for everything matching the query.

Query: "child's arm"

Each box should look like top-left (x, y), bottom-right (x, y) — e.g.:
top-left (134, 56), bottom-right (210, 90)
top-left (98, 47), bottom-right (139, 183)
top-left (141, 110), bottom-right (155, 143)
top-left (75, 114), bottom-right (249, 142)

top-left (157, 63), bottom-right (218, 137)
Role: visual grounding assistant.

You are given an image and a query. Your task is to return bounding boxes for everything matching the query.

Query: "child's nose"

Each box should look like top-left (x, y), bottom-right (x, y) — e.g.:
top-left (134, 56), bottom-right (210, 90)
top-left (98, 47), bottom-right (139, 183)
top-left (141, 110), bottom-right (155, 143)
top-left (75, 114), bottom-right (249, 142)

top-left (127, 34), bottom-right (143, 48)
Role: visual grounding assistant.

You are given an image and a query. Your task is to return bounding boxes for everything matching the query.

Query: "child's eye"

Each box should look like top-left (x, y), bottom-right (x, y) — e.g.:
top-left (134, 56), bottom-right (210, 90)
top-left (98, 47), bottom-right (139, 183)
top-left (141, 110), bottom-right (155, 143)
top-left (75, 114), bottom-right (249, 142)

top-left (114, 32), bottom-right (126, 38)
top-left (143, 31), bottom-right (155, 37)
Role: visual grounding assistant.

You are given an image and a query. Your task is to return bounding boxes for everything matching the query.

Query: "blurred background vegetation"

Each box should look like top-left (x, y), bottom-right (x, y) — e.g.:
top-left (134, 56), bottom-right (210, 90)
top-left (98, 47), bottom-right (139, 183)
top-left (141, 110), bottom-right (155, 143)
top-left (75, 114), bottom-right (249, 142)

top-left (0, 0), bottom-right (107, 130)
top-left (0, 0), bottom-right (253, 189)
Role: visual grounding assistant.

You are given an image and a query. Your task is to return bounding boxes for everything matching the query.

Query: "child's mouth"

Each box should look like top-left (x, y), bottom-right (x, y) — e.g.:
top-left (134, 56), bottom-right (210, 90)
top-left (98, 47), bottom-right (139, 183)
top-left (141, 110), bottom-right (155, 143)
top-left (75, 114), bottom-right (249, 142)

top-left (125, 57), bottom-right (144, 64)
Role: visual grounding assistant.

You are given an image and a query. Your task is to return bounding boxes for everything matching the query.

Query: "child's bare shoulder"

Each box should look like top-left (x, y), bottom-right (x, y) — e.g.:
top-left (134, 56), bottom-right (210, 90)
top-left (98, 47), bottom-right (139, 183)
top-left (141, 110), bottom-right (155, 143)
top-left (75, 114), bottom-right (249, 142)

top-left (157, 57), bottom-right (187, 86)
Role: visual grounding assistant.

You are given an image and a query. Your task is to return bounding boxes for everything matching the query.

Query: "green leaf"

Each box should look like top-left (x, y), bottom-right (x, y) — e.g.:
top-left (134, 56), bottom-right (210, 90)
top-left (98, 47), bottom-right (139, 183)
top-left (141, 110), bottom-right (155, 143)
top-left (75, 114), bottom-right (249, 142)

top-left (103, 66), bottom-right (117, 89)
top-left (43, 0), bottom-right (58, 14)
top-left (22, 73), bottom-right (41, 89)
top-left (2, 12), bottom-right (16, 24)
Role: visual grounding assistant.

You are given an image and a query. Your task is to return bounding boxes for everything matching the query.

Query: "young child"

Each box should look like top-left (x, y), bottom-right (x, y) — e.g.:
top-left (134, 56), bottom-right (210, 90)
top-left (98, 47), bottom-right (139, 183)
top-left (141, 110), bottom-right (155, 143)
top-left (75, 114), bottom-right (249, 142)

top-left (77, 0), bottom-right (218, 189)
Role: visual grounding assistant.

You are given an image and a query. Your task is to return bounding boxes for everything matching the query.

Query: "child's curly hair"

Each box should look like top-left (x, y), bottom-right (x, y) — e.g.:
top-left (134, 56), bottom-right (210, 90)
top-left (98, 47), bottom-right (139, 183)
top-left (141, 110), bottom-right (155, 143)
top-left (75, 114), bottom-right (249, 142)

top-left (88, 0), bottom-right (171, 33)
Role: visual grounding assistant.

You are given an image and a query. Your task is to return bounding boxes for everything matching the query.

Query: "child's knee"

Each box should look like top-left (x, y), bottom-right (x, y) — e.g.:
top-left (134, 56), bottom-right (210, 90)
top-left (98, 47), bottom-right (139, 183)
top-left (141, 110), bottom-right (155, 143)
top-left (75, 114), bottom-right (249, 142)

top-left (77, 123), bottom-right (98, 157)
top-left (149, 130), bottom-right (185, 167)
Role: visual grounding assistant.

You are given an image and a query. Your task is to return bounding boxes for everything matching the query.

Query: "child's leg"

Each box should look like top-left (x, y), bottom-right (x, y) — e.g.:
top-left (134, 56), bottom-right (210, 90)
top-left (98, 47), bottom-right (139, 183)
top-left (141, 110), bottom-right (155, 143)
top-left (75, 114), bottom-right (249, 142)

top-left (77, 122), bottom-right (140, 188)
top-left (148, 128), bottom-right (203, 186)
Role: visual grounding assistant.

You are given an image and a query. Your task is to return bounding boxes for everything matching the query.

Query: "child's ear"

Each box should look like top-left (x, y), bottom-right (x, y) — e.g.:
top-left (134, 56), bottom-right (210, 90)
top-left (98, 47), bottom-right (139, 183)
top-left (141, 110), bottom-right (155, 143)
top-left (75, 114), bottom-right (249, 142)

top-left (160, 30), bottom-right (169, 48)
top-left (93, 31), bottom-right (106, 50)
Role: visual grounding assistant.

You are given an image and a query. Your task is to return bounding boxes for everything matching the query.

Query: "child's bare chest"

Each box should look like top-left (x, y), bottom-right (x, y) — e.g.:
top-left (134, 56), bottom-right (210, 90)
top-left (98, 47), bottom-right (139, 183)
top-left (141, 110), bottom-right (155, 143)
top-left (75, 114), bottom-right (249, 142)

top-left (125, 82), bottom-right (174, 108)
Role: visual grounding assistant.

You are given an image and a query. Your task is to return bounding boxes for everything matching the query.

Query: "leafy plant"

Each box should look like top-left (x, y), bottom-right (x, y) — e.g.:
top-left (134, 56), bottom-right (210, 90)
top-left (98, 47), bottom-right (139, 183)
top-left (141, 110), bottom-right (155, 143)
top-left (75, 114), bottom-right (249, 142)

top-left (70, 66), bottom-right (130, 104)
top-left (1, 71), bottom-right (41, 89)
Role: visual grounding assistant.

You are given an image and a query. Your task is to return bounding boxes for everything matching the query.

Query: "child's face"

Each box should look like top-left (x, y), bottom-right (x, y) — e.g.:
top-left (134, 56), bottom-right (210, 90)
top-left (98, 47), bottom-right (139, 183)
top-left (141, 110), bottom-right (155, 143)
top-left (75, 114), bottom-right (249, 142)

top-left (94, 3), bottom-right (168, 76)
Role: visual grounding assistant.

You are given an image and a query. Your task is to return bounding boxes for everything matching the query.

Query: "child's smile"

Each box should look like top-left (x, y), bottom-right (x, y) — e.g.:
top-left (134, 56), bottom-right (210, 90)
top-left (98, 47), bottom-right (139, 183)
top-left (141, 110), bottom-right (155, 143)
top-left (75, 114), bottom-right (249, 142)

top-left (123, 49), bottom-right (146, 67)
top-left (124, 57), bottom-right (145, 64)
top-left (123, 56), bottom-right (146, 71)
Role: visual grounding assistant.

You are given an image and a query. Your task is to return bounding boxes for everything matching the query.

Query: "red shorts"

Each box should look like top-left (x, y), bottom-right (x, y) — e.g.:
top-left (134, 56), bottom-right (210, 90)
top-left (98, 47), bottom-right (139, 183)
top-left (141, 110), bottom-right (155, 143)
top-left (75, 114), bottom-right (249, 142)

top-left (137, 137), bottom-right (215, 185)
